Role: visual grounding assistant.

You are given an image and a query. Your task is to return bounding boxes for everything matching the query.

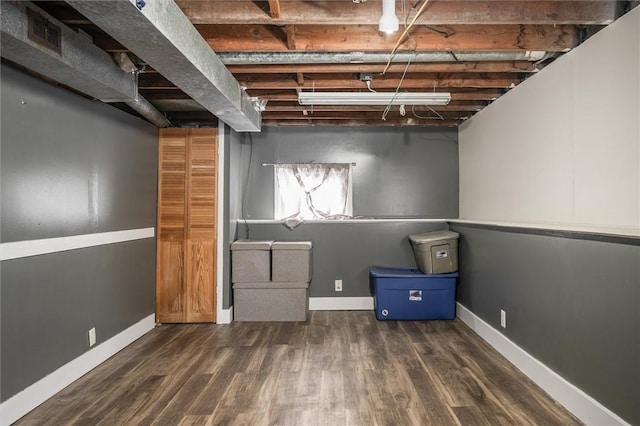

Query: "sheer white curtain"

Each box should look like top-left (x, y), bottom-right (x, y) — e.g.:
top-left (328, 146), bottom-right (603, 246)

top-left (274, 163), bottom-right (353, 220)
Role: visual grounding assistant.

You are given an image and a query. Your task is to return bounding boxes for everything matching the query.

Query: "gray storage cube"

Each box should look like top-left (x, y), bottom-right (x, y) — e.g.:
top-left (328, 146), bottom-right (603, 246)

top-left (271, 241), bottom-right (313, 283)
top-left (408, 231), bottom-right (459, 274)
top-left (233, 282), bottom-right (309, 322)
top-left (231, 240), bottom-right (273, 283)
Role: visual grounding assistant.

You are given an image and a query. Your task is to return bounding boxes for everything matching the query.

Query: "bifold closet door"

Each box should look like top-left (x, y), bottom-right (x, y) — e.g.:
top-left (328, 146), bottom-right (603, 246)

top-left (185, 130), bottom-right (217, 322)
top-left (157, 128), bottom-right (217, 323)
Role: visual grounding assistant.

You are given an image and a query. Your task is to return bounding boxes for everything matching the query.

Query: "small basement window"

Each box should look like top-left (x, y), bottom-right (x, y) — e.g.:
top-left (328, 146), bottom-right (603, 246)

top-left (273, 163), bottom-right (353, 220)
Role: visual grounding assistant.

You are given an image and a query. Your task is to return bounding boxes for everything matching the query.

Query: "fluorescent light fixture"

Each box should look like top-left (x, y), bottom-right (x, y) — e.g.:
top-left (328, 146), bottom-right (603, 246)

top-left (298, 91), bottom-right (451, 106)
top-left (379, 0), bottom-right (399, 34)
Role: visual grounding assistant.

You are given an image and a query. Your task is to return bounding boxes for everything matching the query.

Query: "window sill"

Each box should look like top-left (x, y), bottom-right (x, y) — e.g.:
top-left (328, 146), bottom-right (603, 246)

top-left (240, 218), bottom-right (451, 224)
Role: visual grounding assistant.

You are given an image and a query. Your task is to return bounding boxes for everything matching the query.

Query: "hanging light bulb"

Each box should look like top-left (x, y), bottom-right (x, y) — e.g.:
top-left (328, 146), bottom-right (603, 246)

top-left (378, 0), bottom-right (399, 34)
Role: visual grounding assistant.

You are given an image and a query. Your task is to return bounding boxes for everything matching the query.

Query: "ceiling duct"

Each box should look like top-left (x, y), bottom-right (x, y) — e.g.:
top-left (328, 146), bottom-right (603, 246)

top-left (1, 2), bottom-right (170, 128)
top-left (67, 0), bottom-right (261, 132)
top-left (1, 1), bottom-right (136, 102)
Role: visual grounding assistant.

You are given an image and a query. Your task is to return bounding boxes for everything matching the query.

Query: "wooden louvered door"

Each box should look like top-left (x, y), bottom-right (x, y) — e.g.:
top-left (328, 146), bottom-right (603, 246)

top-left (185, 130), bottom-right (217, 322)
top-left (157, 129), bottom-right (187, 323)
top-left (157, 128), bottom-right (217, 323)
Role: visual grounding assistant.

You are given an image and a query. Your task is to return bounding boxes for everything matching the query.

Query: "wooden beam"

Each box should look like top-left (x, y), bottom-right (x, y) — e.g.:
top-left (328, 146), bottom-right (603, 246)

top-left (268, 0), bottom-right (281, 19)
top-left (245, 91), bottom-right (299, 101)
top-left (450, 90), bottom-right (504, 101)
top-left (247, 89), bottom-right (505, 102)
top-left (177, 1), bottom-right (620, 26)
top-left (261, 119), bottom-right (462, 127)
top-left (139, 72), bottom-right (519, 90)
top-left (161, 110), bottom-right (465, 126)
top-left (284, 24), bottom-right (297, 50)
top-left (198, 24), bottom-right (579, 52)
top-left (233, 73), bottom-right (520, 90)
top-left (227, 61), bottom-right (538, 74)
top-left (239, 79), bottom-right (516, 89)
top-left (263, 110), bottom-right (471, 120)
top-left (265, 102), bottom-right (487, 112)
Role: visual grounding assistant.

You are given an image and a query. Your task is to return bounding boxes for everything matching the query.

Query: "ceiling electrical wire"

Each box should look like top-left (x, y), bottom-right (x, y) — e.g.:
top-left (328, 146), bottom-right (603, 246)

top-left (401, 0), bottom-right (418, 51)
top-left (382, 52), bottom-right (415, 120)
top-left (411, 104), bottom-right (444, 120)
top-left (241, 133), bottom-right (255, 239)
top-left (366, 80), bottom-right (376, 92)
top-left (382, 0), bottom-right (433, 75)
top-left (377, 0), bottom-right (434, 122)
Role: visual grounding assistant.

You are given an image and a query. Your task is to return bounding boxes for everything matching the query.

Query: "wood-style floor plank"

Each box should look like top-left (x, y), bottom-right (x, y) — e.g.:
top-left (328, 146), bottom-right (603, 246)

top-left (14, 311), bottom-right (582, 426)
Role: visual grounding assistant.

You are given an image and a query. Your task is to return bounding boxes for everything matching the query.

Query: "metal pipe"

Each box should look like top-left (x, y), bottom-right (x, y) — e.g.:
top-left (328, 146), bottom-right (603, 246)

top-left (124, 95), bottom-right (171, 128)
top-left (113, 53), bottom-right (171, 127)
top-left (217, 51), bottom-right (549, 65)
top-left (113, 52), bottom-right (139, 73)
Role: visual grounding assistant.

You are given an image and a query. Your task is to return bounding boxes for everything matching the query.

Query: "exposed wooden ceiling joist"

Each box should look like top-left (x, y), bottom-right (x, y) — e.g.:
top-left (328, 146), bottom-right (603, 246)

top-left (233, 75), bottom-right (521, 90)
top-left (263, 110), bottom-right (471, 120)
top-left (261, 119), bottom-right (463, 127)
top-left (138, 72), bottom-right (521, 90)
top-left (268, 0), bottom-right (281, 19)
top-left (28, 0), bottom-right (634, 128)
top-left (177, 1), bottom-right (620, 26)
top-left (242, 89), bottom-right (506, 102)
top-left (197, 24), bottom-right (579, 52)
top-left (265, 102), bottom-right (487, 112)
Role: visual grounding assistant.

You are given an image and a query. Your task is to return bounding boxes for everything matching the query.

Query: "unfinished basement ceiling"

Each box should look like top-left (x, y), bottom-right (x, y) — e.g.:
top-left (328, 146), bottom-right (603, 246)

top-left (26, 0), bottom-right (639, 128)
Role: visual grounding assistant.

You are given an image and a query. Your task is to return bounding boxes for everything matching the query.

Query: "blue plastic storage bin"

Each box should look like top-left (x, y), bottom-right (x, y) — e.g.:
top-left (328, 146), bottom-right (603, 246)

top-left (370, 266), bottom-right (458, 320)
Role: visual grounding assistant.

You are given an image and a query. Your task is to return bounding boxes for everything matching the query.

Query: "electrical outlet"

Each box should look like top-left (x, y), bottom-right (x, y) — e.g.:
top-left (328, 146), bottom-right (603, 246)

top-left (88, 328), bottom-right (96, 347)
top-left (335, 279), bottom-right (343, 292)
top-left (500, 309), bottom-right (507, 329)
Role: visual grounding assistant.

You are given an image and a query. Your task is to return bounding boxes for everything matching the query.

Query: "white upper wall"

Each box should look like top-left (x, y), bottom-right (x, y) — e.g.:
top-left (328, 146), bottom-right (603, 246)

top-left (459, 7), bottom-right (639, 236)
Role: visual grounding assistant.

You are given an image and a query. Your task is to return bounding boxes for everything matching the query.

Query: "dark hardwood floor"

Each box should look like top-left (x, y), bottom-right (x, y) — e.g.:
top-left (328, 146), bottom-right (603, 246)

top-left (16, 311), bottom-right (581, 425)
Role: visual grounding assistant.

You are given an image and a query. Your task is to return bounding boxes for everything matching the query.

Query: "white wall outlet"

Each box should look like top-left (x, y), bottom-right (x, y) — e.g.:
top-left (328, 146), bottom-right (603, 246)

top-left (500, 309), bottom-right (507, 329)
top-left (88, 327), bottom-right (96, 347)
top-left (335, 279), bottom-right (343, 292)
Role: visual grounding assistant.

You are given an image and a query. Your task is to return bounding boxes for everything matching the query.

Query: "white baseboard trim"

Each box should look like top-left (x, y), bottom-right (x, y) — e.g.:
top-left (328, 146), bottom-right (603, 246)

top-left (218, 306), bottom-right (233, 324)
top-left (456, 303), bottom-right (630, 426)
top-left (0, 314), bottom-right (155, 425)
top-left (0, 228), bottom-right (155, 261)
top-left (309, 297), bottom-right (374, 311)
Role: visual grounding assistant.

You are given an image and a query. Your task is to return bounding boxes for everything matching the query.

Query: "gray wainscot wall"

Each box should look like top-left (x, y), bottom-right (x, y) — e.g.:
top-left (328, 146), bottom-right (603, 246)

top-left (1, 64), bottom-right (158, 401)
top-left (449, 223), bottom-right (640, 425)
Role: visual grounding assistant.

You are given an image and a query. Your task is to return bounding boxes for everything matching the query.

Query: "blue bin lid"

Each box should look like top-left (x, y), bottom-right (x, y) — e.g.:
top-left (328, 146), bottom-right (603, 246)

top-left (370, 266), bottom-right (458, 278)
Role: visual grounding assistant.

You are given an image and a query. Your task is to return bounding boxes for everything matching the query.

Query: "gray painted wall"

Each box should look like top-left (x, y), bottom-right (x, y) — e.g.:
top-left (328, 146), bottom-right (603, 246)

top-left (450, 224), bottom-right (640, 425)
top-left (0, 64), bottom-right (157, 401)
top-left (222, 126), bottom-right (244, 309)
top-left (1, 66), bottom-right (157, 242)
top-left (1, 240), bottom-right (156, 399)
top-left (238, 222), bottom-right (448, 297)
top-left (242, 126), bottom-right (458, 219)
top-left (231, 125), bottom-right (458, 299)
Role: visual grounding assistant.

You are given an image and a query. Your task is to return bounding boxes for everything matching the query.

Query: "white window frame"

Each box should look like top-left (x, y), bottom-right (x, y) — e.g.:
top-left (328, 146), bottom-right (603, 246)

top-left (273, 163), bottom-right (354, 220)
